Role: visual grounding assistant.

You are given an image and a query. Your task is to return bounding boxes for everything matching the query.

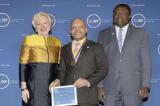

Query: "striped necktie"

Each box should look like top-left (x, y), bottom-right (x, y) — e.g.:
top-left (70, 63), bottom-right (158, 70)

top-left (74, 42), bottom-right (80, 54)
top-left (118, 28), bottom-right (123, 52)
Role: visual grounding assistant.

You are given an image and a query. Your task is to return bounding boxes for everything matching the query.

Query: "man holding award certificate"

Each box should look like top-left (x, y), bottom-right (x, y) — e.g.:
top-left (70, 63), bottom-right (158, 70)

top-left (49, 18), bottom-right (108, 106)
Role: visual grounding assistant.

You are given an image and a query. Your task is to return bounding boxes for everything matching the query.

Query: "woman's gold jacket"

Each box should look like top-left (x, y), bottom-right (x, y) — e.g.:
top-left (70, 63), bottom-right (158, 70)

top-left (19, 34), bottom-right (61, 82)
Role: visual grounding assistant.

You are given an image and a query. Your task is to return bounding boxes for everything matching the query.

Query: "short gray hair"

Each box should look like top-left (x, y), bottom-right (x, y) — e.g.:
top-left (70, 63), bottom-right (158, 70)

top-left (32, 12), bottom-right (52, 28)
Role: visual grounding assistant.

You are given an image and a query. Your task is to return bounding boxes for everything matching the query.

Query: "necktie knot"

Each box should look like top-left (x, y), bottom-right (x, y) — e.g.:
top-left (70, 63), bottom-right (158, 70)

top-left (74, 42), bottom-right (80, 52)
top-left (75, 42), bottom-right (80, 46)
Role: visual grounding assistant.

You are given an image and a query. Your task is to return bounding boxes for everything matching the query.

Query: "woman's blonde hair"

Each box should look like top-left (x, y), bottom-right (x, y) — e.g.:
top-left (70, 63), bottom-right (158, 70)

top-left (32, 11), bottom-right (52, 28)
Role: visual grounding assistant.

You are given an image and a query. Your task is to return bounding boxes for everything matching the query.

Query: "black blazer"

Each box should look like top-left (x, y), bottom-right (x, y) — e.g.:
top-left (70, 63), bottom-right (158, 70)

top-left (58, 39), bottom-right (108, 104)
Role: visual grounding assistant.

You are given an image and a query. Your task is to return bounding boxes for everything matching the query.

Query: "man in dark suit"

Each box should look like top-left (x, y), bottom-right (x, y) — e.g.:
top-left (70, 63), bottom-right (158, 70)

top-left (97, 4), bottom-right (151, 106)
top-left (49, 18), bottom-right (107, 106)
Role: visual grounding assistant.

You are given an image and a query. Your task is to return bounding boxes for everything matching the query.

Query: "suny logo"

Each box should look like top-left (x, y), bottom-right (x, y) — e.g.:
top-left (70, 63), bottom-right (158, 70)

top-left (0, 13), bottom-right (10, 27)
top-left (0, 74), bottom-right (9, 89)
top-left (132, 13), bottom-right (145, 28)
top-left (87, 14), bottom-right (101, 28)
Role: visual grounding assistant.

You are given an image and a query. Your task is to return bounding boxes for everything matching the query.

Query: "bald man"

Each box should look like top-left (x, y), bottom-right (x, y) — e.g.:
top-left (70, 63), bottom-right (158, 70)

top-left (50, 18), bottom-right (107, 106)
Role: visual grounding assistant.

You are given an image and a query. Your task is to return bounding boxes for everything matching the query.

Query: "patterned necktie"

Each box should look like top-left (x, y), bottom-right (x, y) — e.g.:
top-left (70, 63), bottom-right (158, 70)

top-left (74, 42), bottom-right (80, 53)
top-left (73, 42), bottom-right (81, 62)
top-left (118, 28), bottom-right (123, 52)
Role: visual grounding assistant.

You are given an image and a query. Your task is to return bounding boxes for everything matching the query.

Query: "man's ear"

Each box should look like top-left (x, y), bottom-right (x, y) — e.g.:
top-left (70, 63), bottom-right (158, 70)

top-left (129, 15), bottom-right (132, 19)
top-left (85, 28), bottom-right (87, 33)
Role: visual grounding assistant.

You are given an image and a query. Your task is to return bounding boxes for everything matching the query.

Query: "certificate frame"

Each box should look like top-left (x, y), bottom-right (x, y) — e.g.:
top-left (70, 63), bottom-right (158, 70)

top-left (51, 85), bottom-right (78, 106)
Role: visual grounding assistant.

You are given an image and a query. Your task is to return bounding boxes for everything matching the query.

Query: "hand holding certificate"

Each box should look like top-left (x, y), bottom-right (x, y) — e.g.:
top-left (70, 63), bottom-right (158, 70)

top-left (49, 79), bottom-right (60, 93)
top-left (51, 85), bottom-right (78, 106)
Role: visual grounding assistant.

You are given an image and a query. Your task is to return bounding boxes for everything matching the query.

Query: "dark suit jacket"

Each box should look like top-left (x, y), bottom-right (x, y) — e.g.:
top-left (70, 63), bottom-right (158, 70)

top-left (57, 39), bottom-right (107, 104)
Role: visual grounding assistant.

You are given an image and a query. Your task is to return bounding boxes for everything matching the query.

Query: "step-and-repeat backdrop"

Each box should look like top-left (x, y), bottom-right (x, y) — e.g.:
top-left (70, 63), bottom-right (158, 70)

top-left (0, 0), bottom-right (159, 106)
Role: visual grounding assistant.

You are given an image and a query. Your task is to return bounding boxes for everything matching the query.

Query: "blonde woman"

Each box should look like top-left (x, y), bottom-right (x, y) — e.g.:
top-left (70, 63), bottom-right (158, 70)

top-left (19, 12), bottom-right (61, 106)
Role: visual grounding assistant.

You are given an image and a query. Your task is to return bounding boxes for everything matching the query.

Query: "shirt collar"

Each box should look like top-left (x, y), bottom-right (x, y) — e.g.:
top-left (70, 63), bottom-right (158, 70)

top-left (115, 24), bottom-right (129, 31)
top-left (72, 37), bottom-right (86, 45)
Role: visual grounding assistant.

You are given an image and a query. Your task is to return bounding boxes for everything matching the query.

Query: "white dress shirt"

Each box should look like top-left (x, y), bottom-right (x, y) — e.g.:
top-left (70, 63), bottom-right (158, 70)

top-left (115, 24), bottom-right (129, 47)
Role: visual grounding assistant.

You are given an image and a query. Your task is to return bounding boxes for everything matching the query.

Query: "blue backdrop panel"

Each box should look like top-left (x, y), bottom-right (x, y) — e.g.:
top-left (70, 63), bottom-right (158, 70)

top-left (0, 0), bottom-right (159, 106)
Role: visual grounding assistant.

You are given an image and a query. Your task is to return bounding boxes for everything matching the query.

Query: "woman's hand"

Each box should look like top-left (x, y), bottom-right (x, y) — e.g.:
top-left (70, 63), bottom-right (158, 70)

top-left (49, 79), bottom-right (60, 93)
top-left (21, 89), bottom-right (30, 103)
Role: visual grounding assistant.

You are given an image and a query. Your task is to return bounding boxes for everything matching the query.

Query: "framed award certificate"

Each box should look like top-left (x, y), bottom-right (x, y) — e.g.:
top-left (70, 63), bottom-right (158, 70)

top-left (51, 85), bottom-right (78, 106)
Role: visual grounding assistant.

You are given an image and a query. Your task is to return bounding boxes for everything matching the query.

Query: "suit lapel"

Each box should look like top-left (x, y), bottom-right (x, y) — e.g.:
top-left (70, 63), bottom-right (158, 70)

top-left (111, 26), bottom-right (120, 53)
top-left (112, 24), bottom-right (133, 53)
top-left (121, 24), bottom-right (133, 52)
top-left (66, 43), bottom-right (75, 66)
top-left (77, 40), bottom-right (90, 63)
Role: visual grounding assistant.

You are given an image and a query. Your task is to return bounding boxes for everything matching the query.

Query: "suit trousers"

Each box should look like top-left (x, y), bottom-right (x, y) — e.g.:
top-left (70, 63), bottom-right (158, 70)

top-left (103, 91), bottom-right (142, 106)
top-left (74, 104), bottom-right (98, 106)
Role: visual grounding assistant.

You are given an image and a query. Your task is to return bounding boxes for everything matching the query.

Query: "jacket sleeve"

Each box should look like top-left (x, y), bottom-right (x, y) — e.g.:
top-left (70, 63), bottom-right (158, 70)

top-left (57, 48), bottom-right (66, 85)
top-left (19, 36), bottom-right (30, 82)
top-left (140, 31), bottom-right (152, 89)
